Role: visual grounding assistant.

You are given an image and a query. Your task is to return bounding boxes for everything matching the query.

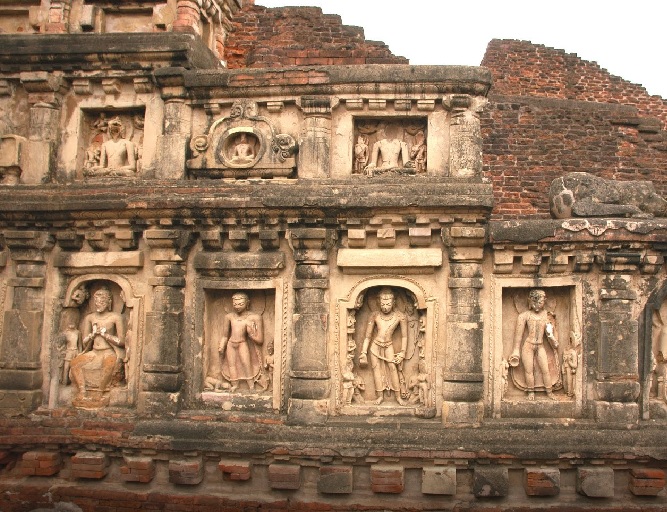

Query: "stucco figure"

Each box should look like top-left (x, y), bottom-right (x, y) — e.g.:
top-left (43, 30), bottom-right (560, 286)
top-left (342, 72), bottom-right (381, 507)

top-left (562, 346), bottom-right (578, 398)
top-left (550, 172), bottom-right (667, 219)
top-left (365, 124), bottom-right (410, 173)
top-left (86, 117), bottom-right (137, 177)
top-left (218, 292), bottom-right (264, 392)
top-left (409, 130), bottom-right (427, 172)
top-left (353, 134), bottom-right (369, 173)
top-left (59, 322), bottom-right (81, 385)
top-left (229, 132), bottom-right (255, 163)
top-left (509, 289), bottom-right (559, 400)
top-left (359, 287), bottom-right (408, 405)
top-left (70, 287), bottom-right (126, 406)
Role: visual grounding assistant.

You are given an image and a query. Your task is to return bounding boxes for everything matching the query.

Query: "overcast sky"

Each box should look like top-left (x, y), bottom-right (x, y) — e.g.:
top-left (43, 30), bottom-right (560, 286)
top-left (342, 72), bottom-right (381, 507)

top-left (257, 0), bottom-right (667, 99)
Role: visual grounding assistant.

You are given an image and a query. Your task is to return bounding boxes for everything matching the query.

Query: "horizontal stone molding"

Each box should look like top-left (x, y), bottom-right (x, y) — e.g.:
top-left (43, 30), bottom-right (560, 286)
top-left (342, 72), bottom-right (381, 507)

top-left (337, 248), bottom-right (442, 270)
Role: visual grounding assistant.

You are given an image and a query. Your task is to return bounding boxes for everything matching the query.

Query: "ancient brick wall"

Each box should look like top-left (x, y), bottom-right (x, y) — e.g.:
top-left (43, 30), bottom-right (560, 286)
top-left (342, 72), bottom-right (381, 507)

top-left (225, 3), bottom-right (408, 68)
top-left (482, 39), bottom-right (667, 219)
top-left (481, 39), bottom-right (667, 128)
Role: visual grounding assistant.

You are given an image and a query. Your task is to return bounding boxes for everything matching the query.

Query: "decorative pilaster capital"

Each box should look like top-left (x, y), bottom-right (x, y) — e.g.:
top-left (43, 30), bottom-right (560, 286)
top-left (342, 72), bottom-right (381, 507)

top-left (297, 96), bottom-right (335, 117)
top-left (19, 71), bottom-right (67, 106)
top-left (144, 228), bottom-right (195, 263)
top-left (287, 228), bottom-right (336, 256)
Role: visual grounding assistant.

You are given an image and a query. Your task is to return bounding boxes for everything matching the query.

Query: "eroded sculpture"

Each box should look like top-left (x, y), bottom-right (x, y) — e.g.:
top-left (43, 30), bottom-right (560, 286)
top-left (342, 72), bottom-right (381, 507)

top-left (218, 292), bottom-right (264, 392)
top-left (70, 286), bottom-right (126, 407)
top-left (550, 172), bottom-right (667, 219)
top-left (83, 114), bottom-right (143, 178)
top-left (508, 289), bottom-right (560, 401)
top-left (339, 286), bottom-right (431, 413)
top-left (355, 120), bottom-right (427, 175)
top-left (359, 287), bottom-right (408, 405)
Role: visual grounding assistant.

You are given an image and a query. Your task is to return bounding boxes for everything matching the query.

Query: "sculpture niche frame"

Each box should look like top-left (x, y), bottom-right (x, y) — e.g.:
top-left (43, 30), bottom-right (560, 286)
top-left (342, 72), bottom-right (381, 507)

top-left (489, 276), bottom-right (584, 419)
top-left (51, 274), bottom-right (143, 409)
top-left (334, 276), bottom-right (438, 417)
top-left (193, 278), bottom-right (286, 413)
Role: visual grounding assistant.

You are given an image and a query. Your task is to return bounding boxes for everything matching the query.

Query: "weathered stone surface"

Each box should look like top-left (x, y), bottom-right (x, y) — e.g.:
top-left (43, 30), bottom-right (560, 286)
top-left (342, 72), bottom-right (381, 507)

top-left (421, 466), bottom-right (456, 495)
top-left (473, 467), bottom-right (509, 498)
top-left (550, 172), bottom-right (667, 219)
top-left (576, 467), bottom-right (615, 498)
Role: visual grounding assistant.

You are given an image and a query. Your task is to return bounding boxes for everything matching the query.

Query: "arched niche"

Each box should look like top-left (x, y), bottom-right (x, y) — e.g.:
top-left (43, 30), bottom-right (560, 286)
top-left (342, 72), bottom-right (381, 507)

top-left (49, 274), bottom-right (143, 409)
top-left (334, 276), bottom-right (438, 417)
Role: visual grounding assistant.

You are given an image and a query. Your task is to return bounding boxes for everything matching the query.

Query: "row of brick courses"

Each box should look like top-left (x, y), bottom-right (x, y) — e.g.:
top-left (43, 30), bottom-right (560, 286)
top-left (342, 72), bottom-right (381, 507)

top-left (482, 95), bottom-right (667, 219)
top-left (482, 39), bottom-right (667, 129)
top-left (2, 465), bottom-right (666, 509)
top-left (481, 39), bottom-right (667, 219)
top-left (225, 4), bottom-right (408, 69)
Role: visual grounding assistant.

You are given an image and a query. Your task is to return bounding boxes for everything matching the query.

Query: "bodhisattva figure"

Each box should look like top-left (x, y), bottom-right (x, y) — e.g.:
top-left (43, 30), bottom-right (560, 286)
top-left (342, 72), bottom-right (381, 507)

top-left (88, 117), bottom-right (136, 177)
top-left (218, 292), bottom-right (264, 392)
top-left (353, 134), bottom-right (369, 173)
top-left (230, 133), bottom-right (255, 163)
top-left (70, 287), bottom-right (125, 405)
top-left (365, 125), bottom-right (410, 173)
top-left (359, 288), bottom-right (408, 405)
top-left (509, 289), bottom-right (559, 401)
top-left (409, 130), bottom-right (427, 172)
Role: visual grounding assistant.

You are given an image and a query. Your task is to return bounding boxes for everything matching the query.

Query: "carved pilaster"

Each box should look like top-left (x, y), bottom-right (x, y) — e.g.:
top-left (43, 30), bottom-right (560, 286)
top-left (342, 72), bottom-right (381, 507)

top-left (594, 272), bottom-right (640, 423)
top-left (19, 71), bottom-right (67, 184)
top-left (139, 228), bottom-right (194, 414)
top-left (0, 230), bottom-right (55, 412)
top-left (443, 95), bottom-right (486, 179)
top-left (297, 97), bottom-right (332, 178)
top-left (441, 224), bottom-right (485, 425)
top-left (287, 227), bottom-right (334, 424)
top-left (154, 68), bottom-right (190, 179)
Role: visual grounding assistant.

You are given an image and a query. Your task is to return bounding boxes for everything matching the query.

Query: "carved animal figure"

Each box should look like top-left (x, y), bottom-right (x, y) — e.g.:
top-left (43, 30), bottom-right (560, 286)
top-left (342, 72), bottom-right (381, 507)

top-left (549, 172), bottom-right (667, 219)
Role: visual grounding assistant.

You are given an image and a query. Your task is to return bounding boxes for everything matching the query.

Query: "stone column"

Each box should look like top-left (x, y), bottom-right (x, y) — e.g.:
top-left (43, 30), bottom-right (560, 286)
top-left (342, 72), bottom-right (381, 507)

top-left (297, 97), bottom-right (332, 178)
top-left (444, 95), bottom-right (486, 179)
top-left (19, 71), bottom-right (65, 184)
top-left (594, 270), bottom-right (640, 423)
top-left (139, 228), bottom-right (193, 414)
top-left (0, 230), bottom-right (54, 413)
top-left (441, 225), bottom-right (486, 425)
top-left (287, 227), bottom-right (333, 424)
top-left (154, 68), bottom-right (190, 180)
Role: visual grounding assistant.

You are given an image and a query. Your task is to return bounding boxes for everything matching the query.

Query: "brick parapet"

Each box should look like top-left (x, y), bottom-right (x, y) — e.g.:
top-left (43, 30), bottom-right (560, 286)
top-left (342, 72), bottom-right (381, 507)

top-left (482, 94), bottom-right (667, 219)
top-left (482, 39), bottom-right (667, 129)
top-left (224, 4), bottom-right (408, 69)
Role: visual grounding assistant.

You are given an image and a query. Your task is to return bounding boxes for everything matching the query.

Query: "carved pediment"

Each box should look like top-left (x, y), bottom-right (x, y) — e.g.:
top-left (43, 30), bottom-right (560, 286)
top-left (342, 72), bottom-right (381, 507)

top-left (187, 100), bottom-right (297, 179)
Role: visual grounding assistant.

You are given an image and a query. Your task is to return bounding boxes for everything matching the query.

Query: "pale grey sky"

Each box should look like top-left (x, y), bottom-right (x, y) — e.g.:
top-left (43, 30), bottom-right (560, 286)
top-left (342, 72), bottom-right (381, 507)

top-left (257, 0), bottom-right (667, 99)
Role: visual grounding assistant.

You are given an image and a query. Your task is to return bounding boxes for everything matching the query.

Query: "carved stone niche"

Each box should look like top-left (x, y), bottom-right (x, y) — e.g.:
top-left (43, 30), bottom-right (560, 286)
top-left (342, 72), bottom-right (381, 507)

top-left (79, 109), bottom-right (145, 180)
top-left (188, 100), bottom-right (297, 179)
top-left (335, 279), bottom-right (437, 418)
top-left (50, 277), bottom-right (140, 409)
top-left (493, 281), bottom-right (583, 419)
top-left (353, 118), bottom-right (427, 176)
top-left (200, 285), bottom-right (284, 412)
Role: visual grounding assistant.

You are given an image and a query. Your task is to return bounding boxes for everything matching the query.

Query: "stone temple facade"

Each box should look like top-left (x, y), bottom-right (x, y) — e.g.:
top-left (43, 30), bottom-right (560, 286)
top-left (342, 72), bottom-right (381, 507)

top-left (0, 1), bottom-right (667, 510)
